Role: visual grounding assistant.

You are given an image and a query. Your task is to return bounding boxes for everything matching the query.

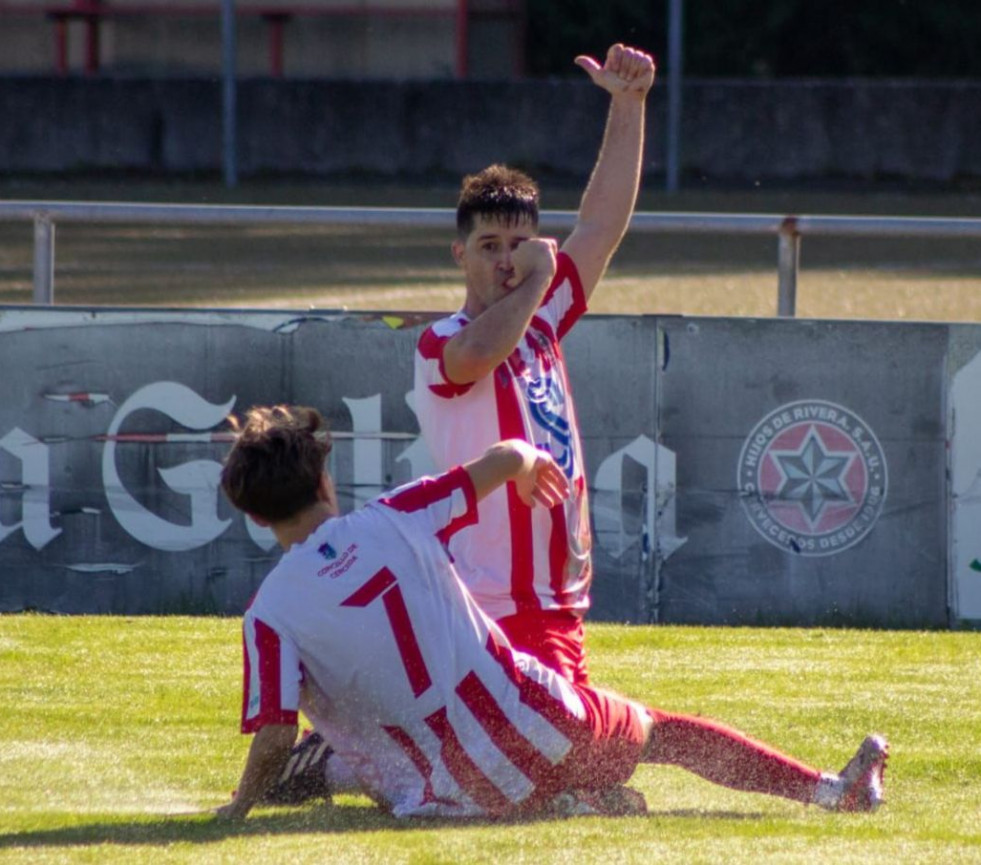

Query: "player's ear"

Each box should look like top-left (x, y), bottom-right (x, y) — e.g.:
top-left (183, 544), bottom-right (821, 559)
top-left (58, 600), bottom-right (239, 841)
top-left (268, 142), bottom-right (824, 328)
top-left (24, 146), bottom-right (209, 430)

top-left (247, 512), bottom-right (271, 528)
top-left (451, 240), bottom-right (465, 267)
top-left (319, 472), bottom-right (339, 516)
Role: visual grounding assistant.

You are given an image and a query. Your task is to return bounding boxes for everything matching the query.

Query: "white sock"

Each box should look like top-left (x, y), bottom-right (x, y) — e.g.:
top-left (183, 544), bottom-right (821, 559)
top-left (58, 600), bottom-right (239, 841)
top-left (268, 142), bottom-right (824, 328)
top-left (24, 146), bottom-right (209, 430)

top-left (812, 772), bottom-right (843, 809)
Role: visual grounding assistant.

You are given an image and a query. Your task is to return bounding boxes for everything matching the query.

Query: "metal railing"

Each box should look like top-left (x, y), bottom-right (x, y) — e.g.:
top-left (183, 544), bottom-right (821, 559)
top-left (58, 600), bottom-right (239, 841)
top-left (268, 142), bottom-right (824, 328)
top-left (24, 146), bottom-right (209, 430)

top-left (3, 201), bottom-right (981, 315)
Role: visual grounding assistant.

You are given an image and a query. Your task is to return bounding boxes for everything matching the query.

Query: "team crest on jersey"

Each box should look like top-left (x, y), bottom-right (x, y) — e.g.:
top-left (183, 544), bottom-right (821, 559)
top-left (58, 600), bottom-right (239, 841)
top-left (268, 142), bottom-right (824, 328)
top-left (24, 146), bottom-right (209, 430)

top-left (527, 372), bottom-right (575, 479)
top-left (737, 399), bottom-right (887, 556)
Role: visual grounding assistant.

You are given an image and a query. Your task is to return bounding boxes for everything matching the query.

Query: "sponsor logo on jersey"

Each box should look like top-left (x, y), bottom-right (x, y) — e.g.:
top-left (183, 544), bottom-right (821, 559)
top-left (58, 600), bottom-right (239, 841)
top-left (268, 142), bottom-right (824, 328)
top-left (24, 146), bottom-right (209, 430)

top-left (318, 541), bottom-right (337, 561)
top-left (317, 543), bottom-right (359, 577)
top-left (737, 399), bottom-right (887, 556)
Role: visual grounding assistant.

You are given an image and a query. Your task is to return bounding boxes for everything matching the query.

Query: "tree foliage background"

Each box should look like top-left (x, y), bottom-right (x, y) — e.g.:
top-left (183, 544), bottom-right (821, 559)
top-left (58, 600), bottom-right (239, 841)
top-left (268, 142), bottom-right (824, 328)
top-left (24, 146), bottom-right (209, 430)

top-left (524, 0), bottom-right (981, 78)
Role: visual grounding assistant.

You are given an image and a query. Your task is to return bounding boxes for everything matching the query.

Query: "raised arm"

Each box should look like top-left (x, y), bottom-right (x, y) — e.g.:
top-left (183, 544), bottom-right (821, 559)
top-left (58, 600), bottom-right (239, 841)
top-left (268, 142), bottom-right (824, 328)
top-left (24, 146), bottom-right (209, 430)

top-left (561, 43), bottom-right (656, 301)
top-left (464, 439), bottom-right (570, 509)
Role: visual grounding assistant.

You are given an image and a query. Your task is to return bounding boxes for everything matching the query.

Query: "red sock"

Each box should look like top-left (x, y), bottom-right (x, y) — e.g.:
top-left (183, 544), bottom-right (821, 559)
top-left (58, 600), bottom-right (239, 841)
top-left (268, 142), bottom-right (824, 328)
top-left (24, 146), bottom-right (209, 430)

top-left (644, 708), bottom-right (821, 803)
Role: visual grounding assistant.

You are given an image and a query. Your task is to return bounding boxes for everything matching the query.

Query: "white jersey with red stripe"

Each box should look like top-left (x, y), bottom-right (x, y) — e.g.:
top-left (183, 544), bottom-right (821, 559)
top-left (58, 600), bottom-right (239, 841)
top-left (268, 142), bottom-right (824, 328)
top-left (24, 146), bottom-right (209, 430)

top-left (413, 252), bottom-right (592, 621)
top-left (239, 466), bottom-right (597, 818)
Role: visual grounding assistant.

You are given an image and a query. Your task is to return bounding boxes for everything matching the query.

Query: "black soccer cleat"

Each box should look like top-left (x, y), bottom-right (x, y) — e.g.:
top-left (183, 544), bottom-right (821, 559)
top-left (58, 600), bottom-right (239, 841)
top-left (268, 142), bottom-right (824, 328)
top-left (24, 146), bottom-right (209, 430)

top-left (260, 731), bottom-right (334, 805)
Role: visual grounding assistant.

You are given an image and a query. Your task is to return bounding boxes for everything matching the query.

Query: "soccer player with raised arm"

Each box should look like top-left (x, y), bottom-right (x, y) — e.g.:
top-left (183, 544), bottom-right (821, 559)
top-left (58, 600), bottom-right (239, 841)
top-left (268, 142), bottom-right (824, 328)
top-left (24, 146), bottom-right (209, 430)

top-left (213, 405), bottom-right (888, 820)
top-left (413, 44), bottom-right (655, 686)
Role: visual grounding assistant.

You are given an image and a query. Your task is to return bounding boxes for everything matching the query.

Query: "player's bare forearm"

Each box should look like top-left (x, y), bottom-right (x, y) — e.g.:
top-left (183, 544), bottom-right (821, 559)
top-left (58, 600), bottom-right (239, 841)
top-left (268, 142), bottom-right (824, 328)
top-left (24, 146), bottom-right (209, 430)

top-left (444, 279), bottom-right (546, 383)
top-left (579, 97), bottom-right (646, 237)
top-left (563, 45), bottom-right (655, 299)
top-left (444, 240), bottom-right (557, 384)
top-left (215, 723), bottom-right (297, 820)
top-left (465, 440), bottom-right (570, 508)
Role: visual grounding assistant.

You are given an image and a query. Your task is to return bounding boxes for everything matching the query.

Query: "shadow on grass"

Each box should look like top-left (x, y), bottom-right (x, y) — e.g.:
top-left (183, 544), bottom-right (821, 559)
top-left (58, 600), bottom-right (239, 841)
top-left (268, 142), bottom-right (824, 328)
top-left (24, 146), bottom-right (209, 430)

top-left (0, 803), bottom-right (769, 850)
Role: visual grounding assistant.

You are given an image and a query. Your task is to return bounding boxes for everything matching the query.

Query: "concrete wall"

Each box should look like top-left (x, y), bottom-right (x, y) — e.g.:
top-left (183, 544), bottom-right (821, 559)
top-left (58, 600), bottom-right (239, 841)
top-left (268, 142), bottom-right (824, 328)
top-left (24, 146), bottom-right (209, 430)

top-left (1, 306), bottom-right (976, 626)
top-left (0, 77), bottom-right (978, 183)
top-left (0, 308), bottom-right (657, 620)
top-left (657, 318), bottom-right (947, 627)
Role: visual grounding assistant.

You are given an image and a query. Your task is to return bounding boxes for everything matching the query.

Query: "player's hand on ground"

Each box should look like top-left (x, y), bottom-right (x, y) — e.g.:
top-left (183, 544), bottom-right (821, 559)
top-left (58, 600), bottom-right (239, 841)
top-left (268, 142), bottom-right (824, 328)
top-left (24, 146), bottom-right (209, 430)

top-left (575, 44), bottom-right (655, 98)
top-left (509, 440), bottom-right (570, 509)
top-left (213, 793), bottom-right (251, 821)
top-left (505, 237), bottom-right (557, 290)
top-left (213, 801), bottom-right (244, 821)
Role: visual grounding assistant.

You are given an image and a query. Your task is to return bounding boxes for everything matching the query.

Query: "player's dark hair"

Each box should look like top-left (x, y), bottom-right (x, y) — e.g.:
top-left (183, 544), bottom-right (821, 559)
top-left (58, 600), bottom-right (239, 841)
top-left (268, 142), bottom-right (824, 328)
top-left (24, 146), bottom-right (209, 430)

top-left (456, 164), bottom-right (540, 239)
top-left (221, 405), bottom-right (332, 523)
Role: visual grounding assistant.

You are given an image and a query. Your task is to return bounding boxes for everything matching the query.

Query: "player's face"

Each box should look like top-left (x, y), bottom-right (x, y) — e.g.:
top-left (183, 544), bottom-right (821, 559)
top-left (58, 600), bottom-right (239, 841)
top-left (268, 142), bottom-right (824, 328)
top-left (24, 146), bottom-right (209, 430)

top-left (454, 213), bottom-right (537, 315)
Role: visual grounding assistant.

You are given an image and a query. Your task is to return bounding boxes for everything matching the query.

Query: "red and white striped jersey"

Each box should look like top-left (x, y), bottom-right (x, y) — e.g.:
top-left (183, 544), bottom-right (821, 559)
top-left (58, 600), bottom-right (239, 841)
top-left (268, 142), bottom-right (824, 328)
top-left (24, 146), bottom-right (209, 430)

top-left (239, 467), bottom-right (629, 818)
top-left (413, 253), bottom-right (592, 621)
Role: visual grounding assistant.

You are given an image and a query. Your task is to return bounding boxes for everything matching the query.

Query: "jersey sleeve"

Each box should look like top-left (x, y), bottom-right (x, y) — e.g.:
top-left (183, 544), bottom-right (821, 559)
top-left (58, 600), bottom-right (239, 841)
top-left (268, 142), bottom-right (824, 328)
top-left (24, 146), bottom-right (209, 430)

top-left (378, 464), bottom-right (478, 547)
top-left (538, 252), bottom-right (587, 341)
top-left (240, 607), bottom-right (302, 734)
top-left (416, 317), bottom-right (474, 399)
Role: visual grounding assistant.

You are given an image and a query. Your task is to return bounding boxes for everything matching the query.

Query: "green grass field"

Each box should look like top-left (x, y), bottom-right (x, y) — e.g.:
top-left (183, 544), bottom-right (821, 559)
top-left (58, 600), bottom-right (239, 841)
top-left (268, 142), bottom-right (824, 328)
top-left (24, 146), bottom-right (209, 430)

top-left (1, 615), bottom-right (978, 864)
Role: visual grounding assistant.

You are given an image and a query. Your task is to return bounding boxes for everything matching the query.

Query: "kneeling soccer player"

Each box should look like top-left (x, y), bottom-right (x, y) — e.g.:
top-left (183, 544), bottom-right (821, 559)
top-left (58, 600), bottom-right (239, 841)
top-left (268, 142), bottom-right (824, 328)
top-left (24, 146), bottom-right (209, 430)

top-left (215, 405), bottom-right (887, 820)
